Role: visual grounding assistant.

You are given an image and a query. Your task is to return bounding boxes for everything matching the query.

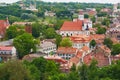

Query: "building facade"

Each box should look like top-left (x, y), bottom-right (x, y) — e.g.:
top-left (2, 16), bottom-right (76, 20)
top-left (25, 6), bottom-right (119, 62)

top-left (70, 35), bottom-right (91, 49)
top-left (56, 47), bottom-right (78, 60)
top-left (0, 46), bottom-right (16, 61)
top-left (59, 13), bottom-right (92, 37)
top-left (37, 41), bottom-right (57, 54)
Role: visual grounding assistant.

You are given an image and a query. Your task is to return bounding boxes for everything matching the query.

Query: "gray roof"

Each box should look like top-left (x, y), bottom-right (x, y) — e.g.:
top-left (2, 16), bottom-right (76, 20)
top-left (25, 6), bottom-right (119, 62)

top-left (0, 39), bottom-right (13, 46)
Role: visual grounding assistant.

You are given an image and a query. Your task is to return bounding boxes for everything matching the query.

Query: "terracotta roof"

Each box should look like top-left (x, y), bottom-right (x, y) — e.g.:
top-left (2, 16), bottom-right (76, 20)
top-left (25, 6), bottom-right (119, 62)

top-left (76, 51), bottom-right (83, 58)
top-left (0, 46), bottom-right (13, 51)
top-left (83, 52), bottom-right (110, 67)
top-left (69, 57), bottom-right (80, 65)
top-left (69, 51), bottom-right (83, 65)
top-left (100, 45), bottom-right (111, 54)
top-left (90, 34), bottom-right (105, 40)
top-left (44, 55), bottom-right (67, 64)
top-left (88, 10), bottom-right (97, 15)
top-left (83, 53), bottom-right (92, 65)
top-left (57, 47), bottom-right (78, 54)
top-left (81, 46), bottom-right (90, 52)
top-left (60, 21), bottom-right (82, 31)
top-left (70, 35), bottom-right (91, 43)
top-left (22, 53), bottom-right (46, 61)
top-left (79, 10), bottom-right (84, 15)
top-left (69, 56), bottom-right (80, 65)
top-left (0, 19), bottom-right (9, 35)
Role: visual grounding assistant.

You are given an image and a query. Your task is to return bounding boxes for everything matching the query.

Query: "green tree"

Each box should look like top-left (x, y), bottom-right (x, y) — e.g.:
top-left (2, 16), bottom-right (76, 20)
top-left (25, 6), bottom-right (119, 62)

top-left (102, 18), bottom-right (110, 27)
top-left (13, 33), bottom-right (36, 59)
top-left (60, 38), bottom-right (72, 47)
top-left (32, 22), bottom-right (40, 38)
top-left (88, 59), bottom-right (99, 80)
top-left (31, 57), bottom-right (60, 80)
top-left (28, 65), bottom-right (40, 80)
top-left (0, 60), bottom-right (30, 80)
top-left (70, 64), bottom-right (76, 72)
top-left (58, 73), bottom-right (68, 80)
top-left (46, 61), bottom-right (60, 76)
top-left (55, 34), bottom-right (62, 47)
top-left (84, 14), bottom-right (89, 18)
top-left (100, 77), bottom-right (112, 80)
top-left (103, 38), bottom-right (113, 49)
top-left (96, 27), bottom-right (106, 34)
top-left (21, 13), bottom-right (37, 21)
top-left (31, 57), bottom-right (47, 80)
top-left (67, 72), bottom-right (79, 80)
top-left (6, 25), bottom-right (18, 39)
top-left (97, 12), bottom-right (107, 17)
top-left (93, 23), bottom-right (101, 28)
top-left (45, 28), bottom-right (56, 39)
top-left (111, 44), bottom-right (120, 55)
top-left (8, 15), bottom-right (21, 24)
top-left (79, 64), bottom-right (88, 80)
top-left (91, 16), bottom-right (96, 23)
top-left (90, 40), bottom-right (96, 48)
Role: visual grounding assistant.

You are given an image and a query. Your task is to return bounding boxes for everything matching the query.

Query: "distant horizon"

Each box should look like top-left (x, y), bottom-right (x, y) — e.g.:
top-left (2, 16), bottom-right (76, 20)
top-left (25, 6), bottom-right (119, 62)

top-left (0, 0), bottom-right (120, 4)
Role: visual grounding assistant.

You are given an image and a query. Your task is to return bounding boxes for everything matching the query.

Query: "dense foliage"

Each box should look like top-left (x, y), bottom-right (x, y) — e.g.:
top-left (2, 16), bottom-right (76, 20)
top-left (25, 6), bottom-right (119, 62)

top-left (90, 40), bottom-right (96, 48)
top-left (60, 38), bottom-right (72, 47)
top-left (111, 44), bottom-right (120, 55)
top-left (1, 58), bottom-right (120, 80)
top-left (13, 33), bottom-right (37, 58)
top-left (103, 38), bottom-right (113, 49)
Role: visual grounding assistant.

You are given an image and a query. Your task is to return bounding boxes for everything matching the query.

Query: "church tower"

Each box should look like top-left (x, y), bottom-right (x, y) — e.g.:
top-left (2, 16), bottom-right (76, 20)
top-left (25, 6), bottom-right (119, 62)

top-left (78, 11), bottom-right (84, 20)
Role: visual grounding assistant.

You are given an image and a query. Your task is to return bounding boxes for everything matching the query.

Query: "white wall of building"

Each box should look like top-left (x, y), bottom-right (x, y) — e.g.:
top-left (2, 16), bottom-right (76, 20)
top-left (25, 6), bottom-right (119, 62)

top-left (72, 42), bottom-right (90, 49)
top-left (58, 53), bottom-right (74, 60)
top-left (37, 42), bottom-right (57, 54)
top-left (60, 31), bottom-right (90, 36)
top-left (78, 14), bottom-right (84, 20)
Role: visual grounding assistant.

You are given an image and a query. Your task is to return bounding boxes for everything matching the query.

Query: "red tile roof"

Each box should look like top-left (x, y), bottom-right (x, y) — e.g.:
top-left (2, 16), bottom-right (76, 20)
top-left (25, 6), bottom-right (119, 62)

top-left (57, 47), bottom-right (78, 55)
top-left (90, 34), bottom-right (105, 40)
top-left (0, 19), bottom-right (9, 36)
top-left (100, 45), bottom-right (111, 54)
top-left (83, 53), bottom-right (92, 65)
top-left (88, 10), bottom-right (97, 16)
top-left (69, 51), bottom-right (83, 65)
top-left (79, 10), bottom-right (84, 15)
top-left (0, 46), bottom-right (13, 51)
top-left (83, 52), bottom-right (110, 67)
top-left (44, 55), bottom-right (67, 64)
top-left (81, 46), bottom-right (90, 52)
top-left (60, 21), bottom-right (82, 31)
top-left (70, 35), bottom-right (91, 43)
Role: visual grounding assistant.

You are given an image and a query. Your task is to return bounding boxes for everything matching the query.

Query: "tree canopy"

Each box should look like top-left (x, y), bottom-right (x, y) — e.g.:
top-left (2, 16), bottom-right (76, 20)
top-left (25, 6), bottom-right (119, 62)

top-left (6, 25), bottom-right (18, 39)
top-left (103, 38), bottom-right (113, 49)
top-left (90, 40), bottom-right (96, 48)
top-left (111, 44), bottom-right (120, 55)
top-left (32, 22), bottom-right (40, 38)
top-left (60, 38), bottom-right (72, 47)
top-left (13, 33), bottom-right (37, 58)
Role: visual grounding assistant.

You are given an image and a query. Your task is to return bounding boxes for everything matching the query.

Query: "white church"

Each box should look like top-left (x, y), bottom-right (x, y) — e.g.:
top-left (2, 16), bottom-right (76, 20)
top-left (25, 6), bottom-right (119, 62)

top-left (59, 12), bottom-right (92, 36)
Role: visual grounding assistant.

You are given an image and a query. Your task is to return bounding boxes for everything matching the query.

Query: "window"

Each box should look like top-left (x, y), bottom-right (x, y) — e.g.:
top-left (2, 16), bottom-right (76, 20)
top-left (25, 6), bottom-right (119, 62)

top-left (4, 52), bottom-right (6, 54)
